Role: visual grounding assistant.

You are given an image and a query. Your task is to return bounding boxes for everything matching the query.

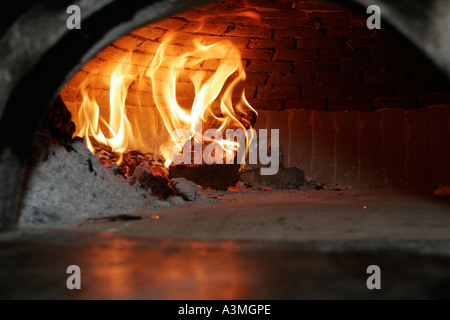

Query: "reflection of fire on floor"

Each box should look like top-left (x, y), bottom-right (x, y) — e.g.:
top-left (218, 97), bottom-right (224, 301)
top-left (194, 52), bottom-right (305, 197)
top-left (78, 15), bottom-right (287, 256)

top-left (0, 228), bottom-right (449, 300)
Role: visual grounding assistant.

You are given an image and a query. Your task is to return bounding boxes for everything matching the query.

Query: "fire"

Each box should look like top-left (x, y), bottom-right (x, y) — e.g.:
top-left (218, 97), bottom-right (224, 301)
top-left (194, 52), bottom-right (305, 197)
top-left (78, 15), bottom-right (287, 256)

top-left (72, 33), bottom-right (257, 167)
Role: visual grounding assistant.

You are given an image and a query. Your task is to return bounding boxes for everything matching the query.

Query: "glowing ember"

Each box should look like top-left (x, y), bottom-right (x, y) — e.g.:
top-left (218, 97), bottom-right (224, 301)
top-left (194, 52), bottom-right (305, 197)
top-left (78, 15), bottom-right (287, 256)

top-left (72, 33), bottom-right (257, 168)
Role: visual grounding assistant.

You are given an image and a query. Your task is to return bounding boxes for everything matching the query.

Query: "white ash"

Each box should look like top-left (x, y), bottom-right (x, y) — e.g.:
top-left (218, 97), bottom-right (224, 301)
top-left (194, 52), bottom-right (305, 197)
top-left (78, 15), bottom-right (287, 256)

top-left (19, 140), bottom-right (181, 227)
top-left (171, 178), bottom-right (201, 201)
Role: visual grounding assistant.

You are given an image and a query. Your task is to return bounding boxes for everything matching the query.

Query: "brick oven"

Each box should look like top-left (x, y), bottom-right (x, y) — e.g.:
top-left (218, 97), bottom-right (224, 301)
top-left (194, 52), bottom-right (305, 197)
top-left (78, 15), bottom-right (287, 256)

top-left (0, 0), bottom-right (449, 227)
top-left (58, 0), bottom-right (450, 194)
top-left (0, 0), bottom-right (449, 300)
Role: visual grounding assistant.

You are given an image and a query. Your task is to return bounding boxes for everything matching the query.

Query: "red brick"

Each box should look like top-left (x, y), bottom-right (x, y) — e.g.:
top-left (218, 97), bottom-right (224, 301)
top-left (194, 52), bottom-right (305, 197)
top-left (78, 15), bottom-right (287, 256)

top-left (407, 65), bottom-right (439, 81)
top-left (303, 85), bottom-right (347, 99)
top-left (405, 109), bottom-right (431, 189)
top-left (295, 1), bottom-right (341, 11)
top-left (273, 49), bottom-right (319, 61)
top-left (201, 60), bottom-right (221, 71)
top-left (136, 41), bottom-right (166, 54)
top-left (172, 10), bottom-right (206, 22)
top-left (289, 109), bottom-right (313, 176)
top-left (372, 97), bottom-right (419, 110)
top-left (274, 27), bottom-right (322, 39)
top-left (347, 85), bottom-right (395, 99)
top-left (246, 72), bottom-right (269, 86)
top-left (240, 49), bottom-right (274, 60)
top-left (131, 27), bottom-right (166, 41)
top-left (348, 16), bottom-right (368, 29)
top-left (249, 99), bottom-right (283, 111)
top-left (243, 86), bottom-right (258, 99)
top-left (178, 22), bottom-right (228, 35)
top-left (298, 38), bottom-right (346, 50)
top-left (284, 98), bottom-right (326, 111)
top-left (202, 36), bottom-right (250, 49)
top-left (249, 0), bottom-right (294, 9)
top-left (129, 51), bottom-right (156, 66)
top-left (256, 8), bottom-right (303, 19)
top-left (249, 39), bottom-right (296, 49)
top-left (320, 48), bottom-right (370, 60)
top-left (346, 35), bottom-right (384, 49)
top-left (254, 110), bottom-right (269, 131)
top-left (150, 18), bottom-right (186, 30)
top-left (311, 112), bottom-right (336, 184)
top-left (95, 46), bottom-right (127, 64)
top-left (341, 59), bottom-right (388, 72)
top-left (247, 61), bottom-right (292, 73)
top-left (262, 16), bottom-right (305, 29)
top-left (358, 112), bottom-right (383, 188)
top-left (379, 109), bottom-right (406, 188)
top-left (112, 35), bottom-right (145, 51)
top-left (84, 74), bottom-right (111, 91)
top-left (326, 26), bottom-right (373, 38)
top-left (334, 112), bottom-right (358, 185)
top-left (362, 71), bottom-right (408, 84)
top-left (315, 72), bottom-right (361, 85)
top-left (257, 86), bottom-right (301, 99)
top-left (369, 46), bottom-right (405, 60)
top-left (418, 93), bottom-right (450, 107)
top-left (225, 25), bottom-right (273, 38)
top-left (268, 73), bottom-right (314, 86)
top-left (66, 70), bottom-right (91, 88)
top-left (295, 61), bottom-right (339, 73)
top-left (328, 99), bottom-right (372, 112)
top-left (396, 81), bottom-right (443, 96)
top-left (310, 16), bottom-right (354, 29)
top-left (175, 96), bottom-right (194, 109)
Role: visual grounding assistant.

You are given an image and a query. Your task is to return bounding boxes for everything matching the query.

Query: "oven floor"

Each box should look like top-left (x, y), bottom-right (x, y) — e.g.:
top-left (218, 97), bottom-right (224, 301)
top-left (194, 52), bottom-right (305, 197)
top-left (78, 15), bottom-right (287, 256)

top-left (67, 189), bottom-right (450, 242)
top-left (1, 190), bottom-right (449, 299)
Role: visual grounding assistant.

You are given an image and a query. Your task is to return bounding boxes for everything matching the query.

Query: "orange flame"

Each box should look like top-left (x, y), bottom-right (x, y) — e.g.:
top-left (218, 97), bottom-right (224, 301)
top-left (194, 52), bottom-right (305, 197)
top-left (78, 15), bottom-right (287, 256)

top-left (72, 33), bottom-right (257, 167)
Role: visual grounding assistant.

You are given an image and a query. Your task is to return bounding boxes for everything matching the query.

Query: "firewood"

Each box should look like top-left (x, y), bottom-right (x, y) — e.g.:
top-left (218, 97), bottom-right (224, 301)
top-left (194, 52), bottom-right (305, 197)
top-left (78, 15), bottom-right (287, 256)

top-left (137, 170), bottom-right (174, 199)
top-left (169, 163), bottom-right (241, 191)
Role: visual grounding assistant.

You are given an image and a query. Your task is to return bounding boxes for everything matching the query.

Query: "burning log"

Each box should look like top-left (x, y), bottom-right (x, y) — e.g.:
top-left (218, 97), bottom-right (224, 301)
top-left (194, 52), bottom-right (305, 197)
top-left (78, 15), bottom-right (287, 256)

top-left (127, 163), bottom-right (173, 199)
top-left (90, 140), bottom-right (167, 177)
top-left (166, 110), bottom-right (255, 191)
top-left (240, 167), bottom-right (304, 190)
top-left (121, 150), bottom-right (167, 178)
top-left (137, 170), bottom-right (174, 199)
top-left (169, 163), bottom-right (241, 191)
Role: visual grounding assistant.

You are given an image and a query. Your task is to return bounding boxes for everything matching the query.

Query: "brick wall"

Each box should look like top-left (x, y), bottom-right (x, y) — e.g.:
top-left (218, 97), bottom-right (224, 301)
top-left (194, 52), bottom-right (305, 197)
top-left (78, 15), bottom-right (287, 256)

top-left (256, 106), bottom-right (450, 190)
top-left (59, 0), bottom-right (450, 190)
top-left (61, 0), bottom-right (450, 112)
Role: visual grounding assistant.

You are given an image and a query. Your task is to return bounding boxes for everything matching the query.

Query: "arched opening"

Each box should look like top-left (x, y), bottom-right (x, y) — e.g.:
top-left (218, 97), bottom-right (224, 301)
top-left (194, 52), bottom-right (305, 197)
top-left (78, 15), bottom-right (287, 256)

top-left (0, 0), bottom-right (449, 231)
top-left (0, 0), bottom-right (449, 301)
